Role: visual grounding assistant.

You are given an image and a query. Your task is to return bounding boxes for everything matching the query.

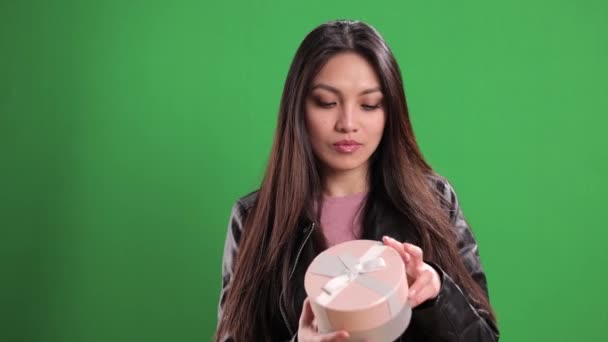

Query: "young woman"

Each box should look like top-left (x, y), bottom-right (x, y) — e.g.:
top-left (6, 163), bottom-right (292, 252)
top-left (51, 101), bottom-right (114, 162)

top-left (215, 20), bottom-right (499, 342)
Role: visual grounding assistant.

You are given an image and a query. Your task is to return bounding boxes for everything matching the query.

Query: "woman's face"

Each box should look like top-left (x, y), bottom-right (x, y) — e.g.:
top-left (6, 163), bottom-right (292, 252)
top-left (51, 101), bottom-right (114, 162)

top-left (305, 52), bottom-right (386, 176)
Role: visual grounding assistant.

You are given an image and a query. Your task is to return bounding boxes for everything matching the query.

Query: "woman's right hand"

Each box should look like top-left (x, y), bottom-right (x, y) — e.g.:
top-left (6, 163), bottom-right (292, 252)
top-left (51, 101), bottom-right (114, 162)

top-left (298, 298), bottom-right (350, 342)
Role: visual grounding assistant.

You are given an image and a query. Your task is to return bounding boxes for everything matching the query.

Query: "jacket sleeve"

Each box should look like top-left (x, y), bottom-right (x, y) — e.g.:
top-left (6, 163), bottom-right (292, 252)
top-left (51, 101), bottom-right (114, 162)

top-left (216, 201), bottom-right (246, 342)
top-left (216, 200), bottom-right (299, 342)
top-left (412, 179), bottom-right (499, 341)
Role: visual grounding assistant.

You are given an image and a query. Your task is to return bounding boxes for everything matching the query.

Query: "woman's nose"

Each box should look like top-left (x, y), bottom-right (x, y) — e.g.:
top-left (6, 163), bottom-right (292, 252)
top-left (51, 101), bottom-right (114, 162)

top-left (335, 104), bottom-right (358, 133)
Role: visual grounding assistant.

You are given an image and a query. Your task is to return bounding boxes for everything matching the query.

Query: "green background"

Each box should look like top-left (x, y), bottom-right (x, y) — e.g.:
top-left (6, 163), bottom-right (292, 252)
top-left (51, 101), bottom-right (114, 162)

top-left (1, 0), bottom-right (606, 341)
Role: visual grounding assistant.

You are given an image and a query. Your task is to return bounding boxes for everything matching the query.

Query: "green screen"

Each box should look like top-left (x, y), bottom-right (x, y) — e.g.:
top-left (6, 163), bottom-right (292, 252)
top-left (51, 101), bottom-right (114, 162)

top-left (1, 1), bottom-right (606, 341)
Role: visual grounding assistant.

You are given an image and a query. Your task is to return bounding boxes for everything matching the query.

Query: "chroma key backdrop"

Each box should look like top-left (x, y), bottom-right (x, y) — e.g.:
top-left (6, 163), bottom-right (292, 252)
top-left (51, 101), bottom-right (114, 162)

top-left (1, 1), bottom-right (606, 341)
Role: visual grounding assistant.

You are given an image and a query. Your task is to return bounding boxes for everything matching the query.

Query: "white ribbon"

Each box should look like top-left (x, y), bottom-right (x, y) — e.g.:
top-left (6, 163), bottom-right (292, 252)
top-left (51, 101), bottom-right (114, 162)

top-left (321, 254), bottom-right (387, 295)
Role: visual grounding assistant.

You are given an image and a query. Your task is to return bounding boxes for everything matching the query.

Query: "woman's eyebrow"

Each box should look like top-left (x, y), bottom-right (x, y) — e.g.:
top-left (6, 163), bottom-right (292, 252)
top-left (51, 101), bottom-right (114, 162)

top-left (310, 83), bottom-right (382, 96)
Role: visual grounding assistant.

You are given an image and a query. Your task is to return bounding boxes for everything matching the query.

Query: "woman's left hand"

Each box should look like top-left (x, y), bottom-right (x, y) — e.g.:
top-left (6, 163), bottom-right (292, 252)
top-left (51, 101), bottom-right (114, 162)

top-left (382, 236), bottom-right (441, 308)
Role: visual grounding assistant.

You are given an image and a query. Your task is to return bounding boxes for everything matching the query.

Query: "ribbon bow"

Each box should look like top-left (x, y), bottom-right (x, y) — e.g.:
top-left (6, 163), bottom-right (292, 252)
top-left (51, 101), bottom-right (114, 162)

top-left (322, 254), bottom-right (387, 295)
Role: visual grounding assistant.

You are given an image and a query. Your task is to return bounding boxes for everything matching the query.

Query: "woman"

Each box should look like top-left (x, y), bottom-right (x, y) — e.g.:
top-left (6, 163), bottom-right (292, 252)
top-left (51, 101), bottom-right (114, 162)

top-left (216, 20), bottom-right (499, 342)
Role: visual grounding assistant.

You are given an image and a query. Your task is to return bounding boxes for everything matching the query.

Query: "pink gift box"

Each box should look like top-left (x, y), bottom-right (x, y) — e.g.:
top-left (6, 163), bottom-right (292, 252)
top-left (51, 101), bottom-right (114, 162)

top-left (304, 239), bottom-right (411, 342)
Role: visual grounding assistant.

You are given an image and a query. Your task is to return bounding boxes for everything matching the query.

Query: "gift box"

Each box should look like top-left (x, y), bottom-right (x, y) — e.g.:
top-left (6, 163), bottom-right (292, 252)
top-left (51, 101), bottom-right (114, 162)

top-left (304, 239), bottom-right (411, 342)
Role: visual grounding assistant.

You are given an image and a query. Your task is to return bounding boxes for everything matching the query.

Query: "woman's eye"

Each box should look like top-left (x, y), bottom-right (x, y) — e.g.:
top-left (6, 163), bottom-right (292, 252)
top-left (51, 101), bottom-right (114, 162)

top-left (317, 101), bottom-right (336, 108)
top-left (362, 104), bottom-right (381, 111)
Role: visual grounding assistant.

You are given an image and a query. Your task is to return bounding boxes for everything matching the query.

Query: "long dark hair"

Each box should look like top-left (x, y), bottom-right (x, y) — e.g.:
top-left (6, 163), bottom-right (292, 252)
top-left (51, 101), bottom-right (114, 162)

top-left (216, 20), bottom-right (495, 341)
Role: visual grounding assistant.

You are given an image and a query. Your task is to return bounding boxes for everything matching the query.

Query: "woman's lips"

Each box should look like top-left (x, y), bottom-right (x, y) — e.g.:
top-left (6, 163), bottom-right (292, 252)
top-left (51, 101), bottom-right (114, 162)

top-left (333, 141), bottom-right (362, 153)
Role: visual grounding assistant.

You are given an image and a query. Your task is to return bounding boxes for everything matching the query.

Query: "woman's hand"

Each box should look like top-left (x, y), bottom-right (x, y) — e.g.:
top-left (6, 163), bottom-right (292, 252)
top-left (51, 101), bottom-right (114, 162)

top-left (298, 298), bottom-right (350, 342)
top-left (382, 236), bottom-right (441, 308)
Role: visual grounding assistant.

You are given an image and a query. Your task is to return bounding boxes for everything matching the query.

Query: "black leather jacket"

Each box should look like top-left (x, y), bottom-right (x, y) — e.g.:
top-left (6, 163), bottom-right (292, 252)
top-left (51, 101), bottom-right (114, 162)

top-left (217, 176), bottom-right (499, 341)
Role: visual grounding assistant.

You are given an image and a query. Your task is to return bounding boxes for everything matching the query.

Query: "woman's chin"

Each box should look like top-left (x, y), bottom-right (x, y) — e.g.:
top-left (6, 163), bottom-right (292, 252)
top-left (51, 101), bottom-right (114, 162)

top-left (322, 159), bottom-right (369, 174)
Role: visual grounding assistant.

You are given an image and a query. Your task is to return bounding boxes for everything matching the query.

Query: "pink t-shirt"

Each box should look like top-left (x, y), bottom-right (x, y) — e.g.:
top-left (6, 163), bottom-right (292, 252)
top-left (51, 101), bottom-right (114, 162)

top-left (319, 191), bottom-right (368, 247)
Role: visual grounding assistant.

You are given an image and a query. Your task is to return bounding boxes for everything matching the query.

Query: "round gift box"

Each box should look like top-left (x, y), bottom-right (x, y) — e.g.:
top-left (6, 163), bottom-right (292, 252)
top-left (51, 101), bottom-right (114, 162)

top-left (304, 239), bottom-right (411, 342)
